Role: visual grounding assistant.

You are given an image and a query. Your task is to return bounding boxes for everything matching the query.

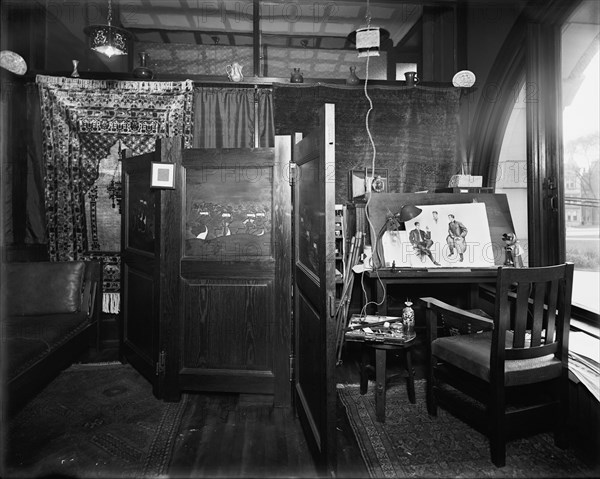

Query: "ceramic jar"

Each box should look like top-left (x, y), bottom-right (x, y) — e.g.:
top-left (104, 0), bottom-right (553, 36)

top-left (290, 68), bottom-right (303, 83)
top-left (402, 300), bottom-right (415, 337)
top-left (133, 52), bottom-right (154, 80)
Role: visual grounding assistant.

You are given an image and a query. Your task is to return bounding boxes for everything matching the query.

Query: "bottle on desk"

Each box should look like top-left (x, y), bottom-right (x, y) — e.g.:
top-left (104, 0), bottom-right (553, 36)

top-left (402, 300), bottom-right (415, 337)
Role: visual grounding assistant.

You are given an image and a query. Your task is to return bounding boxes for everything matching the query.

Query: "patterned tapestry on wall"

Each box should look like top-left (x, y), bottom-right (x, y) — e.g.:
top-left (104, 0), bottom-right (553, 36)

top-left (36, 75), bottom-right (194, 313)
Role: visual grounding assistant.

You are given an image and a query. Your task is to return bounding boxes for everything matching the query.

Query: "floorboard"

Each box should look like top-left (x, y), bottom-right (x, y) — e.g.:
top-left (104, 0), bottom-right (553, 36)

top-left (167, 340), bottom-right (427, 478)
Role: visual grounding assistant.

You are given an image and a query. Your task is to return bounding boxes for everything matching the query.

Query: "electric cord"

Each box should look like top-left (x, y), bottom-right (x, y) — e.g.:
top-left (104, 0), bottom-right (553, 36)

top-left (358, 39), bottom-right (387, 319)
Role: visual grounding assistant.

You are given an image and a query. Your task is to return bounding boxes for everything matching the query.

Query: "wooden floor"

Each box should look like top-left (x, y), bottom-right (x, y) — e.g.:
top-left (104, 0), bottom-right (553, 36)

top-left (166, 340), bottom-right (428, 478)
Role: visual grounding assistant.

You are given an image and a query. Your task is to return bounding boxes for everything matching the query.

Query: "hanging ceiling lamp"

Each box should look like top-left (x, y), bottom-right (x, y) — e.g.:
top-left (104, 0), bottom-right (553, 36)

top-left (84, 0), bottom-right (131, 58)
top-left (346, 0), bottom-right (390, 56)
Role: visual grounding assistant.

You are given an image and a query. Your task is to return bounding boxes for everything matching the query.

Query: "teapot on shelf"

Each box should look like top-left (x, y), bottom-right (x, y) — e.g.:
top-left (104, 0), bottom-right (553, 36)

top-left (226, 62), bottom-right (244, 82)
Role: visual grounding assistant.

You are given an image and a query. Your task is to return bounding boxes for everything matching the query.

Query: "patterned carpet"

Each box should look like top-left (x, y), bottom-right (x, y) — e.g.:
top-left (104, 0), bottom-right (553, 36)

top-left (4, 363), bottom-right (188, 478)
top-left (338, 380), bottom-right (600, 478)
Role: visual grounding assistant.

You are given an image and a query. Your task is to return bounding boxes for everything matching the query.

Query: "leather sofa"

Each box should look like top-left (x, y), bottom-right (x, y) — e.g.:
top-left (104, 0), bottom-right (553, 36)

top-left (2, 260), bottom-right (102, 413)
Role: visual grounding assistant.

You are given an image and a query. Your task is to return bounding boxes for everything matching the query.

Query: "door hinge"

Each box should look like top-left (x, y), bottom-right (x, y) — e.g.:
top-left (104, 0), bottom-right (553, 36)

top-left (289, 354), bottom-right (295, 382)
top-left (289, 162), bottom-right (297, 186)
top-left (156, 350), bottom-right (166, 376)
top-left (328, 294), bottom-right (336, 318)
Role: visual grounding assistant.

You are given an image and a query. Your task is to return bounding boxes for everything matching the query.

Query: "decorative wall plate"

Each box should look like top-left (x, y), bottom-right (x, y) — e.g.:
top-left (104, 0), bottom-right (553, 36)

top-left (452, 70), bottom-right (476, 88)
top-left (0, 50), bottom-right (27, 75)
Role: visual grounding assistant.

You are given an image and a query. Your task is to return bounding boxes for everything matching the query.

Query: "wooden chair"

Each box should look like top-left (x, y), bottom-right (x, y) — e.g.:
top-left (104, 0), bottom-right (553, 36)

top-left (421, 263), bottom-right (574, 467)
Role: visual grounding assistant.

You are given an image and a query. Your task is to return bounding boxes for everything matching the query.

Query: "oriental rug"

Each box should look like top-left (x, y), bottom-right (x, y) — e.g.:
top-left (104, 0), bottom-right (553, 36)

top-left (3, 363), bottom-right (188, 478)
top-left (338, 380), bottom-right (599, 478)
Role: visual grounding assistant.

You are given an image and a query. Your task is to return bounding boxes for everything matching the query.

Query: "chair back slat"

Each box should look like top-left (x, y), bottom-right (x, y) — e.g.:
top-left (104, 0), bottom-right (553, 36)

top-left (529, 283), bottom-right (545, 347)
top-left (544, 278), bottom-right (559, 344)
top-left (512, 282), bottom-right (530, 348)
top-left (494, 264), bottom-right (574, 367)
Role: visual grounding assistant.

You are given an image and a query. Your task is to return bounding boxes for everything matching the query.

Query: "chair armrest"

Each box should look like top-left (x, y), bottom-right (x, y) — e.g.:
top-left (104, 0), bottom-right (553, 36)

top-left (420, 296), bottom-right (494, 338)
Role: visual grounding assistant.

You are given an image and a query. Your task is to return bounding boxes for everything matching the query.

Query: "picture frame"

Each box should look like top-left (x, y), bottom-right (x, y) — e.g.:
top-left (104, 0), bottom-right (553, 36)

top-left (150, 162), bottom-right (175, 189)
top-left (348, 168), bottom-right (388, 201)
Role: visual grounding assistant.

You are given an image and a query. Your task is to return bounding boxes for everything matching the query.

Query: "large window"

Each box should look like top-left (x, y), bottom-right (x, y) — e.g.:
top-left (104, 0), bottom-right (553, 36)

top-left (561, 1), bottom-right (600, 315)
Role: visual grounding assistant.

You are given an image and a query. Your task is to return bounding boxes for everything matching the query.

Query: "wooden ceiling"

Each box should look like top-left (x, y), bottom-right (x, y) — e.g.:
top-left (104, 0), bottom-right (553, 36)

top-left (117, 0), bottom-right (424, 49)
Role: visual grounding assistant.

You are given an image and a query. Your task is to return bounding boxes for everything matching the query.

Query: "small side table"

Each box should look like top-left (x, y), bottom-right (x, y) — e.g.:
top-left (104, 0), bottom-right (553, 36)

top-left (346, 333), bottom-right (417, 422)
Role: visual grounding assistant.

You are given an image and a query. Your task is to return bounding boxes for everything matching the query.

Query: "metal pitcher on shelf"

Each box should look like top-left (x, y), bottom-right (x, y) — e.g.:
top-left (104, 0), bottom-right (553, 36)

top-left (226, 62), bottom-right (243, 82)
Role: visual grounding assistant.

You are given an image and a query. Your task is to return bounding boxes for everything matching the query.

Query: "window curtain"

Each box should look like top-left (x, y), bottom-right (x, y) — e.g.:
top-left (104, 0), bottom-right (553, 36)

top-left (192, 86), bottom-right (274, 148)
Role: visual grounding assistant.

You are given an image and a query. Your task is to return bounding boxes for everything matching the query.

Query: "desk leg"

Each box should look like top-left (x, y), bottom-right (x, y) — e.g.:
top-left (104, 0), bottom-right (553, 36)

top-left (360, 345), bottom-right (369, 395)
top-left (375, 348), bottom-right (386, 422)
top-left (405, 349), bottom-right (416, 404)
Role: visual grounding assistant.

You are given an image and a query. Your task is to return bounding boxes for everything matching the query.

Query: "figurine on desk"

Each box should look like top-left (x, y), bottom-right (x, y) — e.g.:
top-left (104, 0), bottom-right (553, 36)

top-left (502, 232), bottom-right (524, 267)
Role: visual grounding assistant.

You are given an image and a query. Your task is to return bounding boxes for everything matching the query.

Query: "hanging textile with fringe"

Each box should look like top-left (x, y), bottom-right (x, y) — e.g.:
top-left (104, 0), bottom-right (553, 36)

top-left (36, 76), bottom-right (194, 313)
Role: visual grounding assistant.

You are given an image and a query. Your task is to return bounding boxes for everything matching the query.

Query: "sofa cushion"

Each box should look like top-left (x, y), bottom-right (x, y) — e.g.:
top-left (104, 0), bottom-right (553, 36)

top-left (5, 262), bottom-right (85, 316)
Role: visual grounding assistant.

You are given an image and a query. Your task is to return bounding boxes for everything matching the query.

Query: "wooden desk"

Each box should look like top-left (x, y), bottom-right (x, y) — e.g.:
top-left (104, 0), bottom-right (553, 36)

top-left (364, 267), bottom-right (499, 315)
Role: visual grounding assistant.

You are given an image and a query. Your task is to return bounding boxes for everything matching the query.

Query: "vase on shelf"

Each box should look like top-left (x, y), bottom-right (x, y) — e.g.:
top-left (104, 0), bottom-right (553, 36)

top-left (290, 68), bottom-right (303, 83)
top-left (346, 66), bottom-right (360, 85)
top-left (133, 52), bottom-right (154, 80)
top-left (71, 60), bottom-right (80, 78)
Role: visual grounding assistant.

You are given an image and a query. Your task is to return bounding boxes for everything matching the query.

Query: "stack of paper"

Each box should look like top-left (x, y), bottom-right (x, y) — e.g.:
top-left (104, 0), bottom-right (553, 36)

top-left (568, 331), bottom-right (600, 402)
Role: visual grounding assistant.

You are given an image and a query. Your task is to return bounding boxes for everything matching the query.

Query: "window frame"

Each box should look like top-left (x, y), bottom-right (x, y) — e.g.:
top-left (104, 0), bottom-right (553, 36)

top-left (470, 0), bottom-right (599, 328)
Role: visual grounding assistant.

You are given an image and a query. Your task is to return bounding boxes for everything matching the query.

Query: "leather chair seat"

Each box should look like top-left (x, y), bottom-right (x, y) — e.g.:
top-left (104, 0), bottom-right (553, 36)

top-left (432, 331), bottom-right (562, 387)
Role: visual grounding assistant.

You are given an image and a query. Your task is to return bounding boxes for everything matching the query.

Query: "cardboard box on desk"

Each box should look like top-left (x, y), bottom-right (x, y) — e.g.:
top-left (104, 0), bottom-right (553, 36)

top-left (448, 175), bottom-right (483, 187)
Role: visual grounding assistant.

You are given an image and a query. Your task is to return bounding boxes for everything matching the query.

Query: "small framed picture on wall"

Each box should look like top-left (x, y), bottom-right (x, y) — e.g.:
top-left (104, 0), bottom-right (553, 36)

top-left (150, 162), bottom-right (175, 189)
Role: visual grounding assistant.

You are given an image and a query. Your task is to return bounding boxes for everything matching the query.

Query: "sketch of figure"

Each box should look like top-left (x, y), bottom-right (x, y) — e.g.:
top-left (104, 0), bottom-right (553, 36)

top-left (409, 222), bottom-right (440, 266)
top-left (447, 214), bottom-right (468, 262)
top-left (432, 211), bottom-right (439, 224)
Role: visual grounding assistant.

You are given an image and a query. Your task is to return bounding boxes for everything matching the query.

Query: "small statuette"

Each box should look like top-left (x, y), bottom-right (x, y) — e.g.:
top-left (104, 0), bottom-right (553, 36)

top-left (71, 59), bottom-right (80, 78)
top-left (346, 66), bottom-right (360, 85)
top-left (502, 232), bottom-right (524, 267)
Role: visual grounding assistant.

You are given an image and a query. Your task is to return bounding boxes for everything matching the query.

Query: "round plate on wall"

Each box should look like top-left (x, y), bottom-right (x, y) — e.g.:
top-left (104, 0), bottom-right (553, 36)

top-left (0, 51), bottom-right (27, 75)
top-left (452, 70), bottom-right (476, 88)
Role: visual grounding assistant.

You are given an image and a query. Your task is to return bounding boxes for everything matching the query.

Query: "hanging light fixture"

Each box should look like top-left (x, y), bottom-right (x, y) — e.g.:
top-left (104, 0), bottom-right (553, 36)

top-left (84, 0), bottom-right (131, 58)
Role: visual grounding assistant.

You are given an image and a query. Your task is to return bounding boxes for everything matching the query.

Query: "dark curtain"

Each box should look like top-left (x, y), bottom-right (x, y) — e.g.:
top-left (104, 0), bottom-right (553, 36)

top-left (1, 81), bottom-right (46, 246)
top-left (192, 86), bottom-right (274, 148)
top-left (272, 84), bottom-right (464, 202)
top-left (25, 83), bottom-right (46, 244)
top-left (257, 88), bottom-right (275, 148)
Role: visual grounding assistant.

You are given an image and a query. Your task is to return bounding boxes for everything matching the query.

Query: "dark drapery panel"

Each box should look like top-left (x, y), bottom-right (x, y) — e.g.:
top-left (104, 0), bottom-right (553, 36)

top-left (272, 84), bottom-right (463, 201)
top-left (257, 88), bottom-right (275, 147)
top-left (193, 87), bottom-right (255, 148)
top-left (25, 83), bottom-right (46, 244)
top-left (192, 86), bottom-right (274, 148)
top-left (1, 80), bottom-right (46, 246)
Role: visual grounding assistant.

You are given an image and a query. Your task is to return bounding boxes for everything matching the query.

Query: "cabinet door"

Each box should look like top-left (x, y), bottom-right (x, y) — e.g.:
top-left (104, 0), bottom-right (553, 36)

top-left (292, 104), bottom-right (337, 473)
top-left (178, 137), bottom-right (292, 406)
top-left (121, 147), bottom-right (173, 399)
